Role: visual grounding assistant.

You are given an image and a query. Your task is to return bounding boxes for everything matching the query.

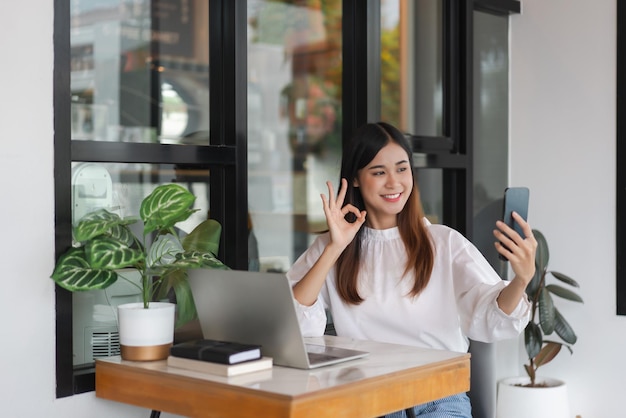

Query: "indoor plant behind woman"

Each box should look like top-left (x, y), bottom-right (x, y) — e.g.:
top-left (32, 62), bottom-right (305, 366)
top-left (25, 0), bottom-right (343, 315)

top-left (496, 229), bottom-right (583, 418)
top-left (51, 183), bottom-right (228, 360)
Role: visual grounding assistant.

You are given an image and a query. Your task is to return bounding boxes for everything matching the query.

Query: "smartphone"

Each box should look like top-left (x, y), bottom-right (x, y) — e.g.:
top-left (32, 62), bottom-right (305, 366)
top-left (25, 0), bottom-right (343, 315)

top-left (499, 187), bottom-right (530, 260)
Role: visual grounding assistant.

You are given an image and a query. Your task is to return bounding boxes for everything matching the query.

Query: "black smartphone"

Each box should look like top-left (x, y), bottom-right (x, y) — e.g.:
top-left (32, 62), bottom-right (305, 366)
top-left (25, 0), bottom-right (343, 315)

top-left (499, 187), bottom-right (530, 260)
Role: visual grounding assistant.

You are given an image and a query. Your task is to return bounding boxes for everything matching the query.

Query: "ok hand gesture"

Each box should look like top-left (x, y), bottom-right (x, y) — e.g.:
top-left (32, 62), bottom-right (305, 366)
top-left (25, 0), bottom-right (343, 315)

top-left (321, 179), bottom-right (367, 251)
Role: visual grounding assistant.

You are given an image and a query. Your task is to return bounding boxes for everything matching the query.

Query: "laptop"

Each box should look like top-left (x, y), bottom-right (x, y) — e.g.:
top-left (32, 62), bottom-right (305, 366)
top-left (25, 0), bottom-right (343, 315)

top-left (187, 269), bottom-right (369, 369)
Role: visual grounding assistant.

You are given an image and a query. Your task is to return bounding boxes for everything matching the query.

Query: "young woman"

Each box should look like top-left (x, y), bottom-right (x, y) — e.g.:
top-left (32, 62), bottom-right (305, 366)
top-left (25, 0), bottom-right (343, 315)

top-left (286, 122), bottom-right (537, 417)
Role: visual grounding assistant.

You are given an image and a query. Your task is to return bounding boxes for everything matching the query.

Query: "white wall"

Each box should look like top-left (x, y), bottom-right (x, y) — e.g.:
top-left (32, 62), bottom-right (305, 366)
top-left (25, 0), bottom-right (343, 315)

top-left (506, 0), bottom-right (620, 416)
top-left (0, 0), bottom-right (619, 417)
top-left (0, 2), bottom-right (179, 417)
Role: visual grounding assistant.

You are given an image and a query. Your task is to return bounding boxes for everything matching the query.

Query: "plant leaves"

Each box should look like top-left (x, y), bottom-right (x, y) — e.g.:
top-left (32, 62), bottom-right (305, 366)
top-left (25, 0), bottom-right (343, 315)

top-left (533, 229), bottom-right (549, 272)
top-left (147, 233), bottom-right (183, 268)
top-left (544, 339), bottom-right (573, 355)
top-left (534, 341), bottom-right (562, 368)
top-left (171, 277), bottom-right (197, 328)
top-left (546, 284), bottom-right (584, 303)
top-left (84, 237), bottom-right (144, 269)
top-left (73, 210), bottom-right (123, 242)
top-left (538, 287), bottom-right (555, 335)
top-left (108, 224), bottom-right (137, 247)
top-left (51, 183), bottom-right (228, 329)
top-left (75, 208), bottom-right (123, 225)
top-left (554, 308), bottom-right (577, 344)
top-left (526, 268), bottom-right (544, 299)
top-left (51, 247), bottom-right (119, 291)
top-left (182, 218), bottom-right (222, 255)
top-left (522, 230), bottom-right (583, 377)
top-left (140, 184), bottom-right (198, 235)
top-left (525, 321), bottom-right (542, 360)
top-left (550, 271), bottom-right (580, 288)
top-left (174, 251), bottom-right (229, 270)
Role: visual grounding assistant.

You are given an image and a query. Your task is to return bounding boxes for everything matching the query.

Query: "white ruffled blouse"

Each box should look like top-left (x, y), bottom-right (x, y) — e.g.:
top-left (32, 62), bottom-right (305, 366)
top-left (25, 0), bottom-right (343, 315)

top-left (286, 219), bottom-right (530, 353)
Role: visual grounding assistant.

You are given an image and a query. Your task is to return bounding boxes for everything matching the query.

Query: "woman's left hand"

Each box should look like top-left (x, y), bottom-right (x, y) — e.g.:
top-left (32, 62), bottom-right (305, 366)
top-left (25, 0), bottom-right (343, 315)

top-left (493, 212), bottom-right (537, 287)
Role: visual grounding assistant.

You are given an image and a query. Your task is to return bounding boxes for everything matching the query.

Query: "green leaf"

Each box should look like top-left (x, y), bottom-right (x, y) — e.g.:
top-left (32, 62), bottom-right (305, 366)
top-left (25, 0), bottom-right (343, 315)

top-left (546, 284), bottom-right (584, 303)
top-left (173, 251), bottom-right (229, 270)
top-left (76, 208), bottom-right (123, 224)
top-left (538, 288), bottom-right (555, 335)
top-left (154, 268), bottom-right (195, 328)
top-left (554, 308), bottom-right (578, 344)
top-left (534, 341), bottom-right (562, 368)
top-left (533, 229), bottom-right (549, 272)
top-left (182, 219), bottom-right (222, 255)
top-left (51, 248), bottom-right (118, 291)
top-left (84, 237), bottom-right (144, 269)
top-left (140, 184), bottom-right (198, 234)
top-left (108, 224), bottom-right (137, 247)
top-left (525, 321), bottom-right (542, 359)
top-left (549, 271), bottom-right (581, 288)
top-left (172, 278), bottom-right (197, 328)
top-left (147, 233), bottom-right (183, 268)
top-left (73, 210), bottom-right (124, 242)
top-left (544, 339), bottom-right (574, 355)
top-left (526, 268), bottom-right (544, 299)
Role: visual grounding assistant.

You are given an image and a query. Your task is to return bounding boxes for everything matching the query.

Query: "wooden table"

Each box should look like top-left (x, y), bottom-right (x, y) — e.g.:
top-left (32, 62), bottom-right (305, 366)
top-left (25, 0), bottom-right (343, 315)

top-left (96, 335), bottom-right (470, 418)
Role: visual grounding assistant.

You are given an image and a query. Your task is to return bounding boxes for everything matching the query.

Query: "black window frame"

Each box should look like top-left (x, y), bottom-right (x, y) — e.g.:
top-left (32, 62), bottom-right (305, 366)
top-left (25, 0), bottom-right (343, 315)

top-left (54, 0), bottom-right (249, 397)
top-left (617, 0), bottom-right (626, 315)
top-left (54, 0), bottom-right (520, 397)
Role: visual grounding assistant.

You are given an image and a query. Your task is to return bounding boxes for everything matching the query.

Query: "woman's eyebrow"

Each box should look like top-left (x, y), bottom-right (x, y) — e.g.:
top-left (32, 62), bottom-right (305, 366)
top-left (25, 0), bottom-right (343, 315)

top-left (366, 160), bottom-right (409, 170)
top-left (367, 164), bottom-right (385, 170)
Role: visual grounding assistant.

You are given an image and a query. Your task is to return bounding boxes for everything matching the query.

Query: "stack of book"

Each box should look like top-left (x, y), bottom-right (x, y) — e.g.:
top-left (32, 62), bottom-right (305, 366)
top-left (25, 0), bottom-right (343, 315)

top-left (167, 339), bottom-right (273, 377)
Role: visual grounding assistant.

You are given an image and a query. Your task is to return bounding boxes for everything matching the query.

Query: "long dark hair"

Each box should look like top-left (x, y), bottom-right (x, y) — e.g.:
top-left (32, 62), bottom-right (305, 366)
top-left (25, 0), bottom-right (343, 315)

top-left (335, 122), bottom-right (434, 304)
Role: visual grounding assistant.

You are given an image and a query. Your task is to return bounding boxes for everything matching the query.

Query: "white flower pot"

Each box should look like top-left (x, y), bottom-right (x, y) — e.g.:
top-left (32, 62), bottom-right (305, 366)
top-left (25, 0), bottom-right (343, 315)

top-left (496, 376), bottom-right (570, 418)
top-left (118, 302), bottom-right (175, 361)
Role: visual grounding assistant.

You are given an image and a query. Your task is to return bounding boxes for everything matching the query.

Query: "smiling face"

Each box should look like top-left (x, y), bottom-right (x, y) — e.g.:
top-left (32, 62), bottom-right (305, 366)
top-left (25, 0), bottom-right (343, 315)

top-left (353, 141), bottom-right (413, 229)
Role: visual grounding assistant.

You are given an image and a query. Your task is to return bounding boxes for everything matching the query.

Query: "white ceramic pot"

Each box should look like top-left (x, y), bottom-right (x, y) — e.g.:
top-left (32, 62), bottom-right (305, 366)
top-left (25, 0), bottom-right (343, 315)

top-left (496, 376), bottom-right (570, 418)
top-left (118, 302), bottom-right (175, 361)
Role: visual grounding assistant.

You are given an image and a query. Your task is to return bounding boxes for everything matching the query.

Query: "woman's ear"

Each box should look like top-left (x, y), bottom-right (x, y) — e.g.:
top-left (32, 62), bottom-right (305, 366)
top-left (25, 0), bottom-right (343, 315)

top-left (353, 178), bottom-right (359, 188)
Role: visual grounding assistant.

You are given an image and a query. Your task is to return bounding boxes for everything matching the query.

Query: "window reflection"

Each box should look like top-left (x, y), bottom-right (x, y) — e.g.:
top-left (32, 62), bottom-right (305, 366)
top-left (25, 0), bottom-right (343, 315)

top-left (380, 0), bottom-right (443, 136)
top-left (472, 11), bottom-right (509, 277)
top-left (247, 0), bottom-right (342, 272)
top-left (415, 168), bottom-right (443, 224)
top-left (70, 0), bottom-right (209, 144)
top-left (160, 81), bottom-right (189, 140)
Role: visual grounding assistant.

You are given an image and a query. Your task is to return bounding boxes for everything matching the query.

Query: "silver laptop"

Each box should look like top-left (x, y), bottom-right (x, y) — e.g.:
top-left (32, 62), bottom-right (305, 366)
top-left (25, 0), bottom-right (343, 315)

top-left (187, 269), bottom-right (369, 369)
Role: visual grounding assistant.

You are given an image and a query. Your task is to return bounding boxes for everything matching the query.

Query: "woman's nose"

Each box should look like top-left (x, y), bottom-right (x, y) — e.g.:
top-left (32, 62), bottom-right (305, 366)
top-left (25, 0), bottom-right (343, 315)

top-left (386, 172), bottom-right (398, 187)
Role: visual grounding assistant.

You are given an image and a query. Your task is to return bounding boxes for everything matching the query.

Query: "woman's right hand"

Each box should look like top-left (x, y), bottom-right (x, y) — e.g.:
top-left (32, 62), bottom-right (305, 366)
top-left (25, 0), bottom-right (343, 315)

top-left (321, 179), bottom-right (367, 251)
top-left (293, 179), bottom-right (366, 306)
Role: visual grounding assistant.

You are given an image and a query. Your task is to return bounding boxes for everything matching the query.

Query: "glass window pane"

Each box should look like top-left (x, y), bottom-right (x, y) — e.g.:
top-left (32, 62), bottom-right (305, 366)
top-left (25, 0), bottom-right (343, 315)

top-left (381, 0), bottom-right (443, 136)
top-left (415, 168), bottom-right (443, 224)
top-left (472, 11), bottom-right (509, 277)
top-left (70, 0), bottom-right (209, 144)
top-left (70, 162), bottom-right (210, 366)
top-left (247, 0), bottom-right (342, 272)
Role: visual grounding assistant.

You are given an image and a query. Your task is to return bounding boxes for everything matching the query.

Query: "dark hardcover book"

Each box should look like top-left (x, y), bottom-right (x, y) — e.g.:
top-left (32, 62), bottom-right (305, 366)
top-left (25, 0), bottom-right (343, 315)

top-left (170, 339), bottom-right (262, 364)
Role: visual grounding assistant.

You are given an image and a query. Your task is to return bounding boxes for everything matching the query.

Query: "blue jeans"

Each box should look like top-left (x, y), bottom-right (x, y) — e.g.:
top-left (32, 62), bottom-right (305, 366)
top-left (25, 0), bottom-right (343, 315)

top-left (384, 393), bottom-right (471, 418)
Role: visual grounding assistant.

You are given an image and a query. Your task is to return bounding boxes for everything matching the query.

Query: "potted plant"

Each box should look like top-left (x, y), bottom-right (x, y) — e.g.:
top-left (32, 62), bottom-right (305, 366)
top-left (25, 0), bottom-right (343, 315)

top-left (496, 229), bottom-right (583, 418)
top-left (51, 183), bottom-right (228, 361)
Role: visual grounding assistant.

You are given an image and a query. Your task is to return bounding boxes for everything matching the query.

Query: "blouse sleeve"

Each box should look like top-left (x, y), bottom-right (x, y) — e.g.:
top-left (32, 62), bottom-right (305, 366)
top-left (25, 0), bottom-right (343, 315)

top-left (285, 234), bottom-right (329, 337)
top-left (451, 232), bottom-right (531, 343)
